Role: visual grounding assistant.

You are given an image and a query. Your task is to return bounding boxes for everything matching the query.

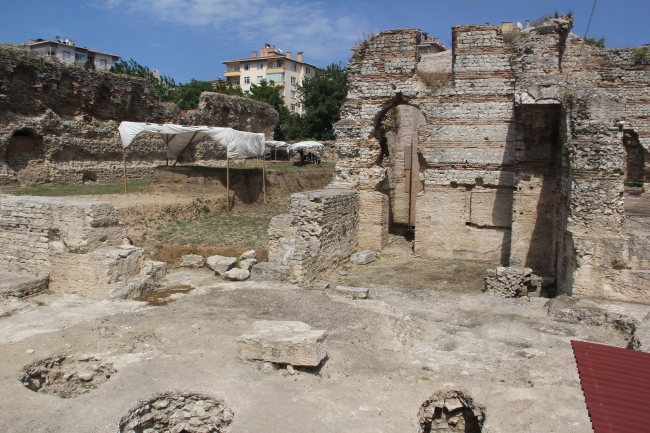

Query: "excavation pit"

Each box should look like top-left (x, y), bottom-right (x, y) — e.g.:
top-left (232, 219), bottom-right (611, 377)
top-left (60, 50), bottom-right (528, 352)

top-left (20, 354), bottom-right (116, 398)
top-left (418, 389), bottom-right (485, 433)
top-left (135, 285), bottom-right (195, 306)
top-left (117, 390), bottom-right (234, 433)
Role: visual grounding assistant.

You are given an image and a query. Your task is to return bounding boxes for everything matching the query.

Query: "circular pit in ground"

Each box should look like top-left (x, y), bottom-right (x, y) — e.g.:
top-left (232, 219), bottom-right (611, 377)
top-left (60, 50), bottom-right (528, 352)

top-left (117, 390), bottom-right (234, 433)
top-left (20, 354), bottom-right (116, 398)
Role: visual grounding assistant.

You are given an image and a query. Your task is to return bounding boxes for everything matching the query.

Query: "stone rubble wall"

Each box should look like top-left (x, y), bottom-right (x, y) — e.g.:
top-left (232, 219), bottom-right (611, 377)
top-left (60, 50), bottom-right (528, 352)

top-left (0, 46), bottom-right (279, 185)
top-left (332, 15), bottom-right (650, 302)
top-left (0, 194), bottom-right (164, 298)
top-left (268, 188), bottom-right (358, 282)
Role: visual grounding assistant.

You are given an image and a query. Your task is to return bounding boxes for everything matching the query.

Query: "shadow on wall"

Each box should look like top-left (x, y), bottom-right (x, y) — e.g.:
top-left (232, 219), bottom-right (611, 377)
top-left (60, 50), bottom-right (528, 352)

top-left (4, 129), bottom-right (47, 183)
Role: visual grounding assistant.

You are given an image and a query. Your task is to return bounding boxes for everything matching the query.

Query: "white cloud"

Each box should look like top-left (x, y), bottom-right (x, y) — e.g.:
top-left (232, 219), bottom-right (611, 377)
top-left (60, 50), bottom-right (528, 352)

top-left (98, 0), bottom-right (364, 64)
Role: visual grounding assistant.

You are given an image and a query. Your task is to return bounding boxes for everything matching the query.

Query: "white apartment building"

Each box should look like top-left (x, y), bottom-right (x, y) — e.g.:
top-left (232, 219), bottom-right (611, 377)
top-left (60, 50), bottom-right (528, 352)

top-left (221, 44), bottom-right (319, 114)
top-left (27, 38), bottom-right (120, 70)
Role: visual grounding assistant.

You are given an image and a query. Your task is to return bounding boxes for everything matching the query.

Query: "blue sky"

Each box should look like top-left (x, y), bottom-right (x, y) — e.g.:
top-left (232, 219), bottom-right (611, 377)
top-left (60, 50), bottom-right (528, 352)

top-left (1, 0), bottom-right (648, 83)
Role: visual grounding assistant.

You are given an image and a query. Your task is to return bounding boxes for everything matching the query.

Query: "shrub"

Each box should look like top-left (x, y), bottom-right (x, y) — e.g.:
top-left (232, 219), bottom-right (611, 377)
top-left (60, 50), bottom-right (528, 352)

top-left (633, 47), bottom-right (649, 60)
top-left (584, 37), bottom-right (606, 48)
top-left (502, 31), bottom-right (523, 45)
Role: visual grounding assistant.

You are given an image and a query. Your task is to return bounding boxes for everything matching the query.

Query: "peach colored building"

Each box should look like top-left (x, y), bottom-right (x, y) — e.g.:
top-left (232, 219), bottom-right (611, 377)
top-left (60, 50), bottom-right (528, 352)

top-left (221, 44), bottom-right (319, 114)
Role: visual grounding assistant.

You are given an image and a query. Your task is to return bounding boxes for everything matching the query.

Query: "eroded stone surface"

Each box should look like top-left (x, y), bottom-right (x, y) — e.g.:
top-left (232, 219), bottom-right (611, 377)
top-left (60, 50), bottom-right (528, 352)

top-left (117, 390), bottom-right (233, 433)
top-left (237, 320), bottom-right (327, 366)
top-left (0, 272), bottom-right (49, 298)
top-left (418, 389), bottom-right (485, 433)
top-left (206, 255), bottom-right (237, 276)
top-left (180, 254), bottom-right (205, 268)
top-left (334, 285), bottom-right (369, 299)
top-left (249, 262), bottom-right (290, 281)
top-left (484, 267), bottom-right (542, 298)
top-left (240, 250), bottom-right (256, 260)
top-left (239, 258), bottom-right (258, 271)
top-left (224, 268), bottom-right (250, 281)
top-left (350, 250), bottom-right (376, 265)
top-left (20, 354), bottom-right (116, 398)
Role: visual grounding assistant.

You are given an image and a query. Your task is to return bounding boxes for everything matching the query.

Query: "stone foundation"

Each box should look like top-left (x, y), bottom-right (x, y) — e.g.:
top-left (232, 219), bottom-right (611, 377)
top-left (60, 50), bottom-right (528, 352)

top-left (0, 194), bottom-right (164, 299)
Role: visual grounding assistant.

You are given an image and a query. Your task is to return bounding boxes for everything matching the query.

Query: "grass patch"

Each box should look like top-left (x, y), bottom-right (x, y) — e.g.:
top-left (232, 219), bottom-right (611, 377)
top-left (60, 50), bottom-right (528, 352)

top-left (633, 47), bottom-right (649, 60)
top-left (1, 180), bottom-right (152, 197)
top-left (153, 199), bottom-right (288, 249)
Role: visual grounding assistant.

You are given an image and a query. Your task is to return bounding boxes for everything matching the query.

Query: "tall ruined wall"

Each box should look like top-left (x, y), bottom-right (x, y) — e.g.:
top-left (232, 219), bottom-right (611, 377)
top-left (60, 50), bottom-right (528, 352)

top-left (333, 16), bottom-right (650, 302)
top-left (0, 46), bottom-right (278, 185)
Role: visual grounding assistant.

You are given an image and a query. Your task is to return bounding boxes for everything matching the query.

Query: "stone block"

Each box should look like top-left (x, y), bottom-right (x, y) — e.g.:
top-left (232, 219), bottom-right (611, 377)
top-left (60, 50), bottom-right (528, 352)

top-left (629, 317), bottom-right (650, 353)
top-left (239, 258), bottom-right (258, 271)
top-left (237, 321), bottom-right (328, 366)
top-left (250, 262), bottom-right (290, 281)
top-left (240, 250), bottom-right (256, 260)
top-left (180, 254), bottom-right (205, 268)
top-left (334, 285), bottom-right (369, 299)
top-left (225, 268), bottom-right (250, 281)
top-left (314, 281), bottom-right (330, 289)
top-left (350, 250), bottom-right (376, 265)
top-left (0, 271), bottom-right (49, 298)
top-left (206, 255), bottom-right (237, 276)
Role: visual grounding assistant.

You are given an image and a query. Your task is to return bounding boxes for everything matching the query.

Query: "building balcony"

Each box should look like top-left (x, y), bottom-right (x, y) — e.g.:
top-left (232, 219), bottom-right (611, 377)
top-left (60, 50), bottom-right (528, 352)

top-left (224, 71), bottom-right (241, 77)
top-left (266, 67), bottom-right (285, 74)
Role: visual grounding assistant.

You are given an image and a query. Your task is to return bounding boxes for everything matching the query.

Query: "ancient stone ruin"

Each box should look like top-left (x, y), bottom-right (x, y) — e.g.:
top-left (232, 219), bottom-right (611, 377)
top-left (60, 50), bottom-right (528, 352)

top-left (265, 15), bottom-right (650, 302)
top-left (0, 46), bottom-right (278, 185)
top-left (1, 194), bottom-right (166, 298)
top-left (117, 390), bottom-right (234, 433)
top-left (418, 389), bottom-right (485, 433)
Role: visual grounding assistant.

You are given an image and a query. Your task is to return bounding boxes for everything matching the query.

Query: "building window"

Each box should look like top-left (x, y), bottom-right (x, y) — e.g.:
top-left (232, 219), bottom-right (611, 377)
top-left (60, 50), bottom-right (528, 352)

top-left (234, 78), bottom-right (240, 85)
top-left (290, 76), bottom-right (296, 85)
top-left (290, 63), bottom-right (296, 71)
top-left (244, 77), bottom-right (250, 84)
top-left (243, 63), bottom-right (249, 71)
top-left (100, 59), bottom-right (107, 69)
top-left (234, 65), bottom-right (240, 71)
top-left (305, 67), bottom-right (311, 75)
top-left (43, 48), bottom-right (54, 56)
top-left (266, 72), bottom-right (284, 83)
top-left (75, 53), bottom-right (86, 62)
top-left (257, 76), bottom-right (263, 83)
top-left (258, 63), bottom-right (264, 69)
top-left (62, 51), bottom-right (70, 60)
top-left (291, 90), bottom-right (296, 99)
top-left (290, 104), bottom-right (296, 112)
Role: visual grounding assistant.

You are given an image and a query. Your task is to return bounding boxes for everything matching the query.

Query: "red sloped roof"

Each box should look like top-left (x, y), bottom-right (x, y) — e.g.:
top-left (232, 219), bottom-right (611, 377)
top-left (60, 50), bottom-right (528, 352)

top-left (571, 340), bottom-right (650, 433)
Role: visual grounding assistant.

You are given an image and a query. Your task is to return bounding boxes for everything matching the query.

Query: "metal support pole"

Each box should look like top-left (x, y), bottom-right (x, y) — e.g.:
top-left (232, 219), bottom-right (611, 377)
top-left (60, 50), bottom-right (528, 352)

top-left (226, 155), bottom-right (230, 211)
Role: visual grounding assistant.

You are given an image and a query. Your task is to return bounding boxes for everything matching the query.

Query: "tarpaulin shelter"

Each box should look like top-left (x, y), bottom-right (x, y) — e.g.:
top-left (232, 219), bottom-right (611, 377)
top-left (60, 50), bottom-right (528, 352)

top-left (287, 141), bottom-right (324, 164)
top-left (118, 122), bottom-right (267, 208)
top-left (265, 140), bottom-right (287, 160)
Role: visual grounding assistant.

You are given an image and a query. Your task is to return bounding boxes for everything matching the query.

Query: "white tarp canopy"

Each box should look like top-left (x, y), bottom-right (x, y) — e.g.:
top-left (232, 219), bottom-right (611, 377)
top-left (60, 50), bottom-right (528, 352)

top-left (118, 122), bottom-right (265, 160)
top-left (265, 140), bottom-right (287, 148)
top-left (286, 141), bottom-right (324, 152)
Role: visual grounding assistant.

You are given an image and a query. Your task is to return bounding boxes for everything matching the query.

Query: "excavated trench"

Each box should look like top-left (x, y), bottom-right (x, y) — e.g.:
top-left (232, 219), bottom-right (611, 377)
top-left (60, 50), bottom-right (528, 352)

top-left (20, 354), bottom-right (116, 398)
top-left (117, 390), bottom-right (234, 433)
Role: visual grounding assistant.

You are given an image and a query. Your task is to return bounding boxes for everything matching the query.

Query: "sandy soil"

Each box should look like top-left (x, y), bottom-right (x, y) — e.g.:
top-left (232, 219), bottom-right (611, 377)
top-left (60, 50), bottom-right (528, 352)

top-left (0, 263), bottom-right (639, 433)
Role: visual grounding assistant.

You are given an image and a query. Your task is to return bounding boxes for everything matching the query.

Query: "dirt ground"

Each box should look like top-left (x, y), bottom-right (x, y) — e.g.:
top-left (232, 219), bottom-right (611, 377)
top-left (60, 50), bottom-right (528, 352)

top-left (2, 181), bottom-right (649, 432)
top-left (0, 264), bottom-right (637, 433)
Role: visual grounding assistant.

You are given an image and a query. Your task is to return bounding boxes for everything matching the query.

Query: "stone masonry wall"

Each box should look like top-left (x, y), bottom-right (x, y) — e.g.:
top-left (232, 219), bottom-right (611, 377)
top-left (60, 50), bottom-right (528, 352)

top-left (0, 46), bottom-right (279, 185)
top-left (333, 16), bottom-right (650, 302)
top-left (268, 188), bottom-right (359, 283)
top-left (0, 194), bottom-right (165, 299)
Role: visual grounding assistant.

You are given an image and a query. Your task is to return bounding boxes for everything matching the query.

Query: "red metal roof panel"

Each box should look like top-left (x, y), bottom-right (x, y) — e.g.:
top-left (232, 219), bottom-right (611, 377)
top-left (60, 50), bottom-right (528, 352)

top-left (571, 340), bottom-right (650, 433)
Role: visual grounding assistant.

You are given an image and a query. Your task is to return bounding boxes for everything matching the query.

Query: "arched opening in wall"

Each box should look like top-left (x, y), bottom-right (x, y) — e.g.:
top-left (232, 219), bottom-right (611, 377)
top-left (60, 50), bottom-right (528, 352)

top-left (4, 129), bottom-right (46, 181)
top-left (373, 101), bottom-right (427, 232)
top-left (622, 130), bottom-right (650, 232)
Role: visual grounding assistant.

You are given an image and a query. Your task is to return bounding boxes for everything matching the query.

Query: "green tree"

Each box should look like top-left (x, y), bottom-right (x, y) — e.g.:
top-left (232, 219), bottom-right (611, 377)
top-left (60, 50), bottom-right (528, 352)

top-left (177, 80), bottom-right (244, 110)
top-left (249, 79), bottom-right (292, 140)
top-left (297, 63), bottom-right (347, 140)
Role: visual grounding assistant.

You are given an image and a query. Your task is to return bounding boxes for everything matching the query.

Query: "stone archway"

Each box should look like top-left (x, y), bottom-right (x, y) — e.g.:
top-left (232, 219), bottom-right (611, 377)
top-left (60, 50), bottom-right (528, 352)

top-left (374, 103), bottom-right (427, 229)
top-left (4, 129), bottom-right (47, 184)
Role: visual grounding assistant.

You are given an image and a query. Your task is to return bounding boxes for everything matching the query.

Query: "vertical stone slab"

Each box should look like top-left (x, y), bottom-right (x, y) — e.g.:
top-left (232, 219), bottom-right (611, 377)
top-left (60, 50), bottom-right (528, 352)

top-left (358, 191), bottom-right (389, 251)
